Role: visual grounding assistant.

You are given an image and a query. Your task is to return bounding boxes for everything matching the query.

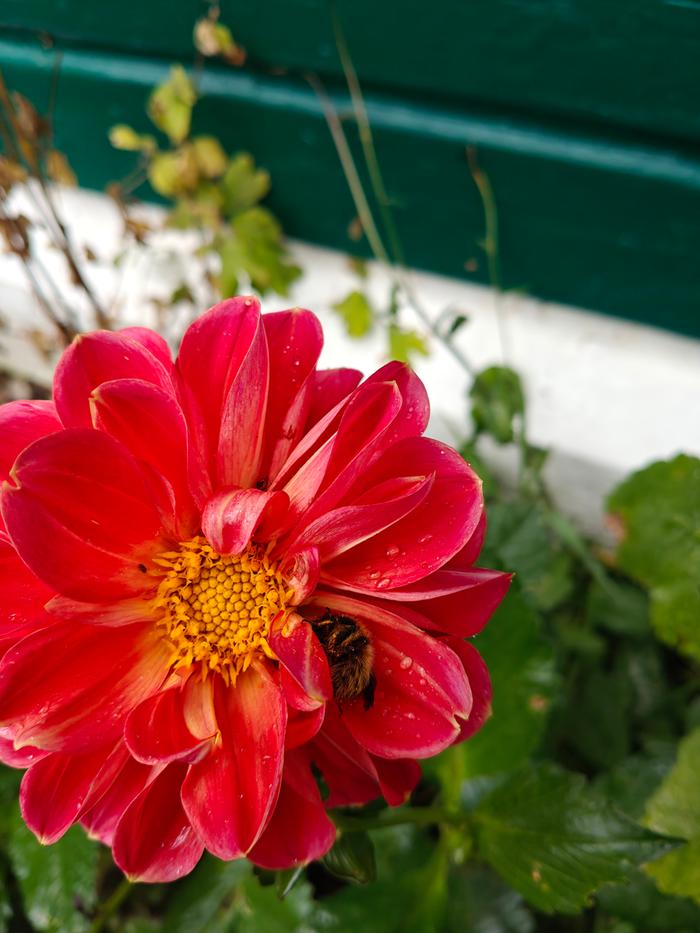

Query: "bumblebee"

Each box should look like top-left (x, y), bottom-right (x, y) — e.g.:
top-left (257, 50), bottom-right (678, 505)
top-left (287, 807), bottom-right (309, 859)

top-left (311, 612), bottom-right (376, 710)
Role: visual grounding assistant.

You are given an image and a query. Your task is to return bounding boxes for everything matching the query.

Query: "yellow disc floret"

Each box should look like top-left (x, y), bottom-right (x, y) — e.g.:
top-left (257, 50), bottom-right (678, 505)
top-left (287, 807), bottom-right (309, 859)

top-left (152, 536), bottom-right (292, 683)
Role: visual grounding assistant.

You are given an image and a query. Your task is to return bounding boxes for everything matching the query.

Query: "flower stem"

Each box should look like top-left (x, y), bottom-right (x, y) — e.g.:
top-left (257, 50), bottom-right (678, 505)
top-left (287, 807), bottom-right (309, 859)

top-left (89, 877), bottom-right (133, 933)
top-left (331, 805), bottom-right (469, 834)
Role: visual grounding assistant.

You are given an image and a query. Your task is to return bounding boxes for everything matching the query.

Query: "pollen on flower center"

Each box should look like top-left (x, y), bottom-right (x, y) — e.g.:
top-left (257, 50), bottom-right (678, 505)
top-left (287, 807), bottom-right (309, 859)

top-left (152, 536), bottom-right (292, 682)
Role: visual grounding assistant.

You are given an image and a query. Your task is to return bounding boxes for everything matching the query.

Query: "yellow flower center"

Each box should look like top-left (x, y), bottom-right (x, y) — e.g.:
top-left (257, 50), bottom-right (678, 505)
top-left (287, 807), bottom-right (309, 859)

top-left (152, 536), bottom-right (292, 682)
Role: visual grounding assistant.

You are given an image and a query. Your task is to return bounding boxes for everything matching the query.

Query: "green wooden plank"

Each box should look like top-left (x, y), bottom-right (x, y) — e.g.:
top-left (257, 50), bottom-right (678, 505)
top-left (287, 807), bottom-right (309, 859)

top-left (1, 37), bottom-right (699, 337)
top-left (2, 1), bottom-right (700, 142)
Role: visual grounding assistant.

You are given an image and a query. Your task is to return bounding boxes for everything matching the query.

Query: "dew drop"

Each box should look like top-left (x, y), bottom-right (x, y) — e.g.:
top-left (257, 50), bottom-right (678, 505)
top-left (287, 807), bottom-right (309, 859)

top-left (419, 534), bottom-right (432, 544)
top-left (369, 570), bottom-right (381, 580)
top-left (406, 712), bottom-right (415, 720)
top-left (386, 546), bottom-right (400, 558)
top-left (376, 578), bottom-right (391, 589)
top-left (400, 656), bottom-right (413, 670)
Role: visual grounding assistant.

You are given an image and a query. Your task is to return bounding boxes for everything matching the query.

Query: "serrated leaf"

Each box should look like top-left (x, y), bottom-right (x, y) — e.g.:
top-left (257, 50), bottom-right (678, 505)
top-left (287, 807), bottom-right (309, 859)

top-left (461, 585), bottom-right (556, 776)
top-left (232, 872), bottom-right (316, 932)
top-left (322, 831), bottom-right (377, 884)
top-left (470, 366), bottom-right (524, 444)
top-left (163, 854), bottom-right (249, 932)
top-left (8, 814), bottom-right (98, 932)
top-left (388, 325), bottom-right (429, 364)
top-left (332, 290), bottom-right (374, 338)
top-left (148, 65), bottom-right (196, 144)
top-left (221, 154), bottom-right (271, 217)
top-left (645, 728), bottom-right (700, 842)
top-left (608, 455), bottom-right (700, 661)
top-left (474, 764), bottom-right (673, 914)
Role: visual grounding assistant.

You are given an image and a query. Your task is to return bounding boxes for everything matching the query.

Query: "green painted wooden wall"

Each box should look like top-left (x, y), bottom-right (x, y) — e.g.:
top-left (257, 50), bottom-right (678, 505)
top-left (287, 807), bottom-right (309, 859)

top-left (1, 2), bottom-right (700, 336)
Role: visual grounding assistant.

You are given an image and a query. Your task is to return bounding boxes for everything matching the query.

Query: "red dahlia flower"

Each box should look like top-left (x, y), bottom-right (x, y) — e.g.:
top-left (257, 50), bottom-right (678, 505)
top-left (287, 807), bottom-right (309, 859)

top-left (0, 298), bottom-right (509, 881)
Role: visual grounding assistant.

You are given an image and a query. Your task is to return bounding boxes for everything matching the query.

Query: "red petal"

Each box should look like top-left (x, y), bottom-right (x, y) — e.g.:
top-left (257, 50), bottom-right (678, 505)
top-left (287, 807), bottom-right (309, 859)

top-left (113, 763), bottom-right (204, 882)
top-left (181, 664), bottom-right (286, 857)
top-left (125, 680), bottom-right (215, 765)
top-left (21, 741), bottom-right (129, 843)
top-left (321, 437), bottom-right (483, 591)
top-left (269, 613), bottom-right (332, 705)
top-left (371, 755), bottom-right (421, 805)
top-left (0, 400), bottom-right (61, 481)
top-left (408, 569), bottom-right (512, 637)
top-left (449, 512), bottom-right (487, 568)
top-left (45, 595), bottom-right (152, 627)
top-left (249, 748), bottom-right (335, 869)
top-left (306, 368), bottom-right (362, 428)
top-left (0, 620), bottom-right (169, 752)
top-left (260, 309), bottom-right (323, 479)
top-left (202, 488), bottom-right (289, 555)
top-left (217, 313), bottom-right (269, 488)
top-left (445, 638), bottom-right (492, 742)
top-left (54, 331), bottom-right (173, 428)
top-left (0, 733), bottom-right (48, 768)
top-left (310, 706), bottom-right (384, 807)
top-left (91, 379), bottom-right (197, 538)
top-left (80, 754), bottom-right (153, 845)
top-left (2, 430), bottom-right (164, 600)
top-left (308, 593), bottom-right (471, 758)
top-left (118, 327), bottom-right (173, 370)
top-left (289, 474), bottom-right (433, 562)
top-left (286, 705), bottom-right (325, 749)
top-left (176, 297), bottom-right (260, 480)
top-left (362, 362), bottom-right (429, 447)
top-left (0, 536), bottom-right (54, 641)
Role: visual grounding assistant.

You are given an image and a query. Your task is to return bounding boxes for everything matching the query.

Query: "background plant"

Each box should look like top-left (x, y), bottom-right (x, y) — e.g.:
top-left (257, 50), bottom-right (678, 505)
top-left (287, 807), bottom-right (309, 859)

top-left (0, 12), bottom-right (699, 933)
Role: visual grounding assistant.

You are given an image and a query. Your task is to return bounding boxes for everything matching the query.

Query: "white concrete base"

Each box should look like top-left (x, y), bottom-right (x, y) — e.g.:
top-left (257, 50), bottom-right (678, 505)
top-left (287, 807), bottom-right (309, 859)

top-left (1, 185), bottom-right (699, 538)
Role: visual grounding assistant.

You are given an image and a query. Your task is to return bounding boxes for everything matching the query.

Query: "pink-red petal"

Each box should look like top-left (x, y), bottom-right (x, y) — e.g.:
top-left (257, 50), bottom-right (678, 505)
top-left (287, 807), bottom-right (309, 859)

top-left (181, 664), bottom-right (286, 858)
top-left (268, 613), bottom-right (332, 705)
top-left (113, 763), bottom-right (203, 882)
top-left (249, 748), bottom-right (335, 869)
top-left (0, 400), bottom-right (61, 482)
top-left (202, 488), bottom-right (289, 555)
top-left (2, 430), bottom-right (165, 601)
top-left (125, 681), bottom-right (215, 765)
top-left (53, 331), bottom-right (173, 428)
top-left (0, 620), bottom-right (169, 752)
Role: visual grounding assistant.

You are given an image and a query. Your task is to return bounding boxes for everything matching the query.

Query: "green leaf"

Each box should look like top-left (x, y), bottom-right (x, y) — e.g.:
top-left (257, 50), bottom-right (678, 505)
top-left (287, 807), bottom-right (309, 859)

top-left (322, 831), bottom-right (377, 884)
top-left (445, 864), bottom-right (534, 933)
top-left (470, 365), bottom-right (524, 444)
top-left (485, 501), bottom-right (574, 612)
top-left (461, 586), bottom-right (556, 777)
top-left (192, 136), bottom-right (228, 179)
top-left (474, 764), bottom-right (673, 914)
top-left (231, 872), bottom-right (316, 933)
top-left (109, 124), bottom-right (156, 154)
top-left (388, 324), bottom-right (429, 364)
top-left (586, 578), bottom-right (650, 637)
top-left (217, 208), bottom-right (301, 297)
top-left (608, 455), bottom-right (700, 660)
top-left (148, 65), bottom-right (196, 144)
top-left (221, 154), bottom-right (271, 217)
top-left (320, 826), bottom-right (447, 933)
top-left (644, 730), bottom-right (700, 878)
top-left (8, 815), bottom-right (99, 932)
top-left (597, 868), bottom-right (700, 933)
top-left (163, 854), bottom-right (249, 932)
top-left (332, 290), bottom-right (374, 338)
top-left (148, 146), bottom-right (199, 198)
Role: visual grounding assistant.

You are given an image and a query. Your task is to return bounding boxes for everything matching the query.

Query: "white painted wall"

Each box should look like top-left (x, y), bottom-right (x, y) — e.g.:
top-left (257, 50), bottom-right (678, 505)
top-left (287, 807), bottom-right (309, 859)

top-left (2, 186), bottom-right (699, 537)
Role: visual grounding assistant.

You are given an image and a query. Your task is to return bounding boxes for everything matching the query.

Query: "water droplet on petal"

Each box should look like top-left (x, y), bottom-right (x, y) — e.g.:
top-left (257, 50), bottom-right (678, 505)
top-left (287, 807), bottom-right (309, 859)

top-left (376, 578), bottom-right (391, 589)
top-left (369, 570), bottom-right (381, 580)
top-left (419, 534), bottom-right (432, 544)
top-left (386, 546), bottom-right (400, 558)
top-left (400, 656), bottom-right (413, 670)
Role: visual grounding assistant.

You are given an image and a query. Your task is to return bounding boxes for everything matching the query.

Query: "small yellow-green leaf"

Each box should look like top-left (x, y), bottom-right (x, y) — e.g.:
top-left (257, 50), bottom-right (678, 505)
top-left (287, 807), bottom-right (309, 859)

top-left (148, 146), bottom-right (199, 197)
top-left (221, 153), bottom-right (270, 217)
top-left (192, 136), bottom-right (228, 179)
top-left (470, 365), bottom-right (525, 444)
top-left (388, 324), bottom-right (429, 364)
top-left (193, 18), bottom-right (246, 65)
top-left (332, 290), bottom-right (374, 338)
top-left (109, 124), bottom-right (157, 153)
top-left (148, 65), bottom-right (196, 144)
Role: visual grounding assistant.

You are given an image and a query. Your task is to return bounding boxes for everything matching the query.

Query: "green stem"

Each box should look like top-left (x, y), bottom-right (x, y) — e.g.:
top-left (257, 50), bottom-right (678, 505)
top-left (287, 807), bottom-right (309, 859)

top-left (332, 805), bottom-right (469, 834)
top-left (89, 877), bottom-right (133, 933)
